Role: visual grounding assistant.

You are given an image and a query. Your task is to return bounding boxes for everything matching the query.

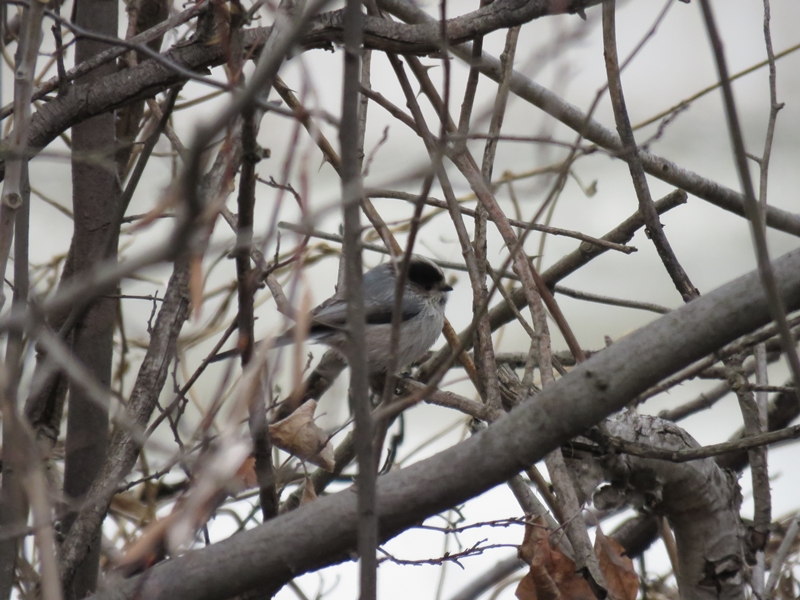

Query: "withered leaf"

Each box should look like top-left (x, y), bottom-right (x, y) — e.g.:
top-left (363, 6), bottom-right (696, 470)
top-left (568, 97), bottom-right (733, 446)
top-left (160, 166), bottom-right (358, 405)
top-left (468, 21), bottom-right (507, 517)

top-left (516, 517), bottom-right (594, 600)
top-left (519, 516), bottom-right (551, 565)
top-left (235, 455), bottom-right (259, 491)
top-left (300, 477), bottom-right (318, 505)
top-left (268, 400), bottom-right (335, 471)
top-left (594, 526), bottom-right (638, 600)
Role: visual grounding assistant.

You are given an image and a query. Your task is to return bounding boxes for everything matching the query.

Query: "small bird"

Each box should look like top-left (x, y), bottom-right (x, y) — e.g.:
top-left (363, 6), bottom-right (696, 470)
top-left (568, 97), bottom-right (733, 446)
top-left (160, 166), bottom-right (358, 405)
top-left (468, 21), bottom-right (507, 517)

top-left (216, 255), bottom-right (452, 377)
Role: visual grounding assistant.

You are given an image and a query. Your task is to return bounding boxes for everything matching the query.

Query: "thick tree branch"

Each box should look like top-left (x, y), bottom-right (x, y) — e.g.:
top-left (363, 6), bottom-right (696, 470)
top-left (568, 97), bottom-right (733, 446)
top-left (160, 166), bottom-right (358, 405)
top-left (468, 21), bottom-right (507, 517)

top-left (598, 412), bottom-right (746, 600)
top-left (90, 247), bottom-right (800, 600)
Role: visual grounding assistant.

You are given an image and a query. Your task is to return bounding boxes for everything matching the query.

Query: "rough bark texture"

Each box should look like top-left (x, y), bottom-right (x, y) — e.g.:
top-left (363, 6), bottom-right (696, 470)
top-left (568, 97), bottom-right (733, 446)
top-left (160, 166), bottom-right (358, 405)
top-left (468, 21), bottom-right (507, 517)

top-left (58, 261), bottom-right (191, 588)
top-left (598, 412), bottom-right (746, 600)
top-left (61, 0), bottom-right (120, 596)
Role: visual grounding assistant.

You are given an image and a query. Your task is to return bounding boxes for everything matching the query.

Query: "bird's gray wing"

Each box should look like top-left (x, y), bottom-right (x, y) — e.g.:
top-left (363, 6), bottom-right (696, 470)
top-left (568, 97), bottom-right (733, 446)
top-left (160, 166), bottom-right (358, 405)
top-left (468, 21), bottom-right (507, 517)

top-left (308, 282), bottom-right (425, 333)
top-left (308, 299), bottom-right (349, 332)
top-left (362, 293), bottom-right (424, 325)
top-left (281, 262), bottom-right (426, 342)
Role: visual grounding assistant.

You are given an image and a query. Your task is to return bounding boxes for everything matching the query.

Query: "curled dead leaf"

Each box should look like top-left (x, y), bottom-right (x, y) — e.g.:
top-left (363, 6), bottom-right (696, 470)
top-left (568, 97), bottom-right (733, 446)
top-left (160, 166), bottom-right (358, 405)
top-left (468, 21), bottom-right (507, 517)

top-left (268, 400), bottom-right (335, 471)
top-left (516, 517), bottom-right (610, 600)
top-left (518, 517), bottom-right (591, 600)
top-left (594, 527), bottom-right (638, 600)
top-left (300, 477), bottom-right (318, 505)
top-left (235, 455), bottom-right (259, 491)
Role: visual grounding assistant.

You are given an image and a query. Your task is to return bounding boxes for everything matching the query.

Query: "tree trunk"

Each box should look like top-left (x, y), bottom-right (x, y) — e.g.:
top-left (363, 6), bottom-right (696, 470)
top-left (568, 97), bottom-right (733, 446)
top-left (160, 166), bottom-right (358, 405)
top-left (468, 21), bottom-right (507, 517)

top-left (61, 0), bottom-right (119, 597)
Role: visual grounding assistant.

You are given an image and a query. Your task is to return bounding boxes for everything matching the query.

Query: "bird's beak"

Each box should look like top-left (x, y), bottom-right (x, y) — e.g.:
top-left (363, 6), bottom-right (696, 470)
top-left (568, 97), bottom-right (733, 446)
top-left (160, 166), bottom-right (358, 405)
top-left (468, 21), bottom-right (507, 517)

top-left (442, 283), bottom-right (453, 292)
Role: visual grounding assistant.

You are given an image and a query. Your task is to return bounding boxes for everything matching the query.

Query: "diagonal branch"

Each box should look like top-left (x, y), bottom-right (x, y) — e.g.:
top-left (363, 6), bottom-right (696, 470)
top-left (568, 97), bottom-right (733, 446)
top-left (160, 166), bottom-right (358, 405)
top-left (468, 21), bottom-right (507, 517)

top-left (378, 0), bottom-right (800, 238)
top-left (88, 245), bottom-right (800, 600)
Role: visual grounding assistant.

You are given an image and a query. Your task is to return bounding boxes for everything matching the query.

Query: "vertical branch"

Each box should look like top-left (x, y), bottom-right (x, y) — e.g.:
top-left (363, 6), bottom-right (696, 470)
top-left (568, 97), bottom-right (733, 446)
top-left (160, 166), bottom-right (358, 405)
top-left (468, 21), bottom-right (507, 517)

top-left (455, 0), bottom-right (490, 151)
top-left (232, 0), bottom-right (278, 524)
top-left (340, 1), bottom-right (376, 598)
top-left (697, 0), bottom-right (800, 397)
top-left (724, 357), bottom-right (770, 576)
top-left (24, 454), bottom-right (63, 600)
top-left (61, 0), bottom-right (120, 595)
top-left (749, 0), bottom-right (782, 587)
top-left (0, 373), bottom-right (62, 600)
top-left (238, 108), bottom-right (278, 522)
top-left (0, 152), bottom-right (31, 600)
top-left (115, 0), bottom-right (169, 178)
top-left (474, 25), bottom-right (520, 411)
top-left (0, 0), bottom-right (44, 311)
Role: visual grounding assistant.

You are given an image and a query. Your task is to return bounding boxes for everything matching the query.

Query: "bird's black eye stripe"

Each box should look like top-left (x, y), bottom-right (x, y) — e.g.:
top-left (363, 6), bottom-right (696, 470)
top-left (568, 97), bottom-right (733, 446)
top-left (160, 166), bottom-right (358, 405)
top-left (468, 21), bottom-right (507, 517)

top-left (407, 259), bottom-right (444, 291)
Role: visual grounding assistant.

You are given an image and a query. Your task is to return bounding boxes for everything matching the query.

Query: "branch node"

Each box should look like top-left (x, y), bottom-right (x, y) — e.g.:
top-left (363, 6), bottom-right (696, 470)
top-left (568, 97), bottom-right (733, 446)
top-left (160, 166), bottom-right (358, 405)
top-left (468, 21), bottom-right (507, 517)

top-left (2, 192), bottom-right (23, 210)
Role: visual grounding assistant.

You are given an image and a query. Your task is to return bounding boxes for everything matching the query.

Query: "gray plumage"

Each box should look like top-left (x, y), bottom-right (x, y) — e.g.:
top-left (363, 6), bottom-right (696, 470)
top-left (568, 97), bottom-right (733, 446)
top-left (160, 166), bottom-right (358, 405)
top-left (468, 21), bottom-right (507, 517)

top-left (275, 255), bottom-right (452, 374)
top-left (211, 255), bottom-right (452, 372)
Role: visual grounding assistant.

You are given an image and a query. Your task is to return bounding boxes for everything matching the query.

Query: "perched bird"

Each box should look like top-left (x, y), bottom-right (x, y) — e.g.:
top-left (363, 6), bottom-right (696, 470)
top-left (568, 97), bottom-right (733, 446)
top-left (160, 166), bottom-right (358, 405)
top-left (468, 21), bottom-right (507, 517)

top-left (216, 255), bottom-right (452, 377)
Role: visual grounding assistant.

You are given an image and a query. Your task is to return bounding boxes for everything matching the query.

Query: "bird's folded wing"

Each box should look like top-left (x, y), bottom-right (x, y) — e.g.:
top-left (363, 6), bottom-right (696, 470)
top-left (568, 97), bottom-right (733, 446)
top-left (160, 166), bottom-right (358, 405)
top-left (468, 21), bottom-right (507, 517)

top-left (308, 295), bottom-right (424, 336)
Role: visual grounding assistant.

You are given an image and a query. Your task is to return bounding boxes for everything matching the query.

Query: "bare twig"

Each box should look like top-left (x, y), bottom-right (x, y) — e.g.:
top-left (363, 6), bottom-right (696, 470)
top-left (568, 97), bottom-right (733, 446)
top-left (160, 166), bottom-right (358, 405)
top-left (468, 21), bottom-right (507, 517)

top-left (340, 0), bottom-right (376, 596)
top-left (366, 188), bottom-right (635, 253)
top-left (697, 0), bottom-right (800, 400)
top-left (0, 0), bottom-right (44, 310)
top-left (604, 423), bottom-right (800, 463)
top-left (631, 41), bottom-right (800, 131)
top-left (0, 0), bottom-right (211, 120)
top-left (603, 0), bottom-right (697, 303)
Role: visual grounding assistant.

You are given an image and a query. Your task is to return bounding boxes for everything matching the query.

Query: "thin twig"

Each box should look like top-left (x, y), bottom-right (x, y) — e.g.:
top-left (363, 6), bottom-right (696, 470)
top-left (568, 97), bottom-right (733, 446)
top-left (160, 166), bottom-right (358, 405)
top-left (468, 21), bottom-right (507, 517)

top-left (604, 423), bottom-right (800, 463)
top-left (340, 0), bottom-right (376, 596)
top-left (697, 0), bottom-right (800, 401)
top-left (603, 0), bottom-right (697, 303)
top-left (0, 0), bottom-right (45, 310)
top-left (366, 188), bottom-right (635, 253)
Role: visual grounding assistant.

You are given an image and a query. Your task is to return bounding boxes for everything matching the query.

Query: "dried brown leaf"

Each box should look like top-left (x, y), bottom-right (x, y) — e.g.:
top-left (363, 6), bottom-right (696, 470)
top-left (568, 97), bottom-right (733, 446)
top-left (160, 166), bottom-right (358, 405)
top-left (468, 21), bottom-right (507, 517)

top-left (300, 477), bottom-right (317, 505)
top-left (268, 400), bottom-right (335, 471)
top-left (550, 550), bottom-right (595, 600)
top-left (235, 455), bottom-right (259, 491)
top-left (517, 517), bottom-right (594, 600)
top-left (519, 517), bottom-right (551, 565)
top-left (594, 526), bottom-right (638, 600)
top-left (516, 554), bottom-right (563, 600)
top-left (517, 574), bottom-right (538, 600)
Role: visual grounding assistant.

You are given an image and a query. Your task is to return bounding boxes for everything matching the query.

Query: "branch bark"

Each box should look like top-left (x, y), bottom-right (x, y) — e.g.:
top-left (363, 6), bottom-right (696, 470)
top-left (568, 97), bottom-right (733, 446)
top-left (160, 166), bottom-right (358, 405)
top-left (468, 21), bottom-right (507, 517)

top-left (597, 412), bottom-right (746, 600)
top-left (60, 0), bottom-right (120, 594)
top-left (89, 246), bottom-right (800, 600)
